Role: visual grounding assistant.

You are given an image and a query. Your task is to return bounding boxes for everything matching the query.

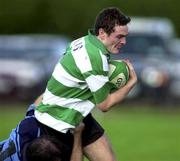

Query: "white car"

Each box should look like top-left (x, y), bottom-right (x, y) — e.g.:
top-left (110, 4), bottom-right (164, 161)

top-left (0, 34), bottom-right (70, 101)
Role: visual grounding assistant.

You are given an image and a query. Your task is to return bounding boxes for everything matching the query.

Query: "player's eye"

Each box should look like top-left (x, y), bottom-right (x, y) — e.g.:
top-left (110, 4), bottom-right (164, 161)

top-left (116, 35), bottom-right (124, 39)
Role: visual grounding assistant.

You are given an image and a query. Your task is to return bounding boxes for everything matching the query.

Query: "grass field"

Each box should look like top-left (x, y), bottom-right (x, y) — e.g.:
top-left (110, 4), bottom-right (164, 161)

top-left (0, 102), bottom-right (180, 161)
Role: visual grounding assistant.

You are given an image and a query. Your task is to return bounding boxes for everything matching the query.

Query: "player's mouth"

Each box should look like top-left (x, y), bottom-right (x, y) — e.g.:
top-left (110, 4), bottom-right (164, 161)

top-left (115, 44), bottom-right (122, 50)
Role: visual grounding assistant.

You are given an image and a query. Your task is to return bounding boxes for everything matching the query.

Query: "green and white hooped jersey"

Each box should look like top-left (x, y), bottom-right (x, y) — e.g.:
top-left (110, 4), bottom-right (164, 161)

top-left (35, 30), bottom-right (111, 133)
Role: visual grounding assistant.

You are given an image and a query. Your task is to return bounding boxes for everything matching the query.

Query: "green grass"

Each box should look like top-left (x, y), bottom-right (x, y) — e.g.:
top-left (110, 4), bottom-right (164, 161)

top-left (93, 106), bottom-right (180, 161)
top-left (0, 102), bottom-right (27, 140)
top-left (0, 103), bottom-right (180, 161)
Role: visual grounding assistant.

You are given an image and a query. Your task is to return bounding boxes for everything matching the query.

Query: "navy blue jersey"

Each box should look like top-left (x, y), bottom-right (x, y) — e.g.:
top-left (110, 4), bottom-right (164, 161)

top-left (0, 104), bottom-right (105, 161)
top-left (0, 104), bottom-right (41, 161)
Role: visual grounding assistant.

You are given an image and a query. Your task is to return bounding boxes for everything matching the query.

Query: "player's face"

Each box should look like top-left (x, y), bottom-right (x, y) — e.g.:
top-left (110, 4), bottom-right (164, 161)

top-left (102, 25), bottom-right (128, 54)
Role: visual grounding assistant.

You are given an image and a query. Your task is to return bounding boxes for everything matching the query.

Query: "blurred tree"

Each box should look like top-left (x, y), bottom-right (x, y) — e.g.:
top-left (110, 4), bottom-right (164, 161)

top-left (0, 0), bottom-right (179, 38)
top-left (0, 0), bottom-right (38, 33)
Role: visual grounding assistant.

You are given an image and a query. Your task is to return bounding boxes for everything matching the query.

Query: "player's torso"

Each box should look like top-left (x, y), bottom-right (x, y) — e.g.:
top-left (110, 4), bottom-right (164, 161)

top-left (35, 35), bottom-right (109, 132)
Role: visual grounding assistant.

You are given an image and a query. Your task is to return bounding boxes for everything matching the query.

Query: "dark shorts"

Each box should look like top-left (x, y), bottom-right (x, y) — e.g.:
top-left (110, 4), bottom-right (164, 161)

top-left (37, 113), bottom-right (104, 161)
top-left (82, 113), bottom-right (104, 147)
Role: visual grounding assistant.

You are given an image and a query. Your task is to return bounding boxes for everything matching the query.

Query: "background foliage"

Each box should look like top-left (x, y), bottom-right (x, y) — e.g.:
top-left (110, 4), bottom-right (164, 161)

top-left (0, 0), bottom-right (179, 38)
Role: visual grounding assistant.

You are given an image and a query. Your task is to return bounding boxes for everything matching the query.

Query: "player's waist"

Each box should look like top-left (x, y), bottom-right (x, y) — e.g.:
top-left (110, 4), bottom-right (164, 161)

top-left (35, 110), bottom-right (80, 133)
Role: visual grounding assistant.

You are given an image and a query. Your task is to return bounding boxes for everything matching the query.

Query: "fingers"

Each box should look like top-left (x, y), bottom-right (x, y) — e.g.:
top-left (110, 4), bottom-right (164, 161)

top-left (123, 59), bottom-right (134, 71)
top-left (123, 59), bottom-right (137, 85)
top-left (74, 122), bottom-right (85, 134)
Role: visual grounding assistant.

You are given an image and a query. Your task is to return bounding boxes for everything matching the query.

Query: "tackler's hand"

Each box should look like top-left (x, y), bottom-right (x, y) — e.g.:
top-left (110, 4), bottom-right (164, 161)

top-left (74, 123), bottom-right (85, 136)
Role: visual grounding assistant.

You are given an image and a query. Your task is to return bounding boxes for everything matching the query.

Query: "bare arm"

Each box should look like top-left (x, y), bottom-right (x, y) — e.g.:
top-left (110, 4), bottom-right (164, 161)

top-left (97, 60), bottom-right (137, 112)
top-left (34, 95), bottom-right (43, 106)
top-left (70, 123), bottom-right (84, 161)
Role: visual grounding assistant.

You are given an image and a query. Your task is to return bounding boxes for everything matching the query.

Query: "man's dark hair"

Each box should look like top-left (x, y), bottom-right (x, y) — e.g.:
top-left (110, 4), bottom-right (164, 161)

top-left (25, 136), bottom-right (63, 161)
top-left (94, 7), bottom-right (131, 36)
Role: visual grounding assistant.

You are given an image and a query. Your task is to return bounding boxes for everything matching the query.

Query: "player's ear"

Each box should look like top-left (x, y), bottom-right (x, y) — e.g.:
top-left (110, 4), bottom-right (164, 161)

top-left (98, 28), bottom-right (107, 40)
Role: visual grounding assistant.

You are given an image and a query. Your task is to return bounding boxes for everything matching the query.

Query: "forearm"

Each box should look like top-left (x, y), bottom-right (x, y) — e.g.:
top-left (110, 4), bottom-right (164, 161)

top-left (70, 133), bottom-right (83, 161)
top-left (70, 123), bottom-right (84, 161)
top-left (34, 94), bottom-right (43, 106)
top-left (97, 60), bottom-right (137, 112)
top-left (97, 81), bottom-right (135, 112)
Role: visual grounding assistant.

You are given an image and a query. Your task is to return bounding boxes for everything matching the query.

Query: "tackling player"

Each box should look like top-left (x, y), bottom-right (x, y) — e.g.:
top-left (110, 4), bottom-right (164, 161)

top-left (0, 104), bottom-right (84, 161)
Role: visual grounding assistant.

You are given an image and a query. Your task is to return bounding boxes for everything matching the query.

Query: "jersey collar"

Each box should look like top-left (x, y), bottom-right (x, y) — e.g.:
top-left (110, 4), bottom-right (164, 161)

top-left (88, 29), bottom-right (109, 55)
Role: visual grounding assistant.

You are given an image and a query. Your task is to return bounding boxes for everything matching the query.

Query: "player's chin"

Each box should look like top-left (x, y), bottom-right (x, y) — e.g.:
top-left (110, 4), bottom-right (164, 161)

top-left (111, 48), bottom-right (120, 54)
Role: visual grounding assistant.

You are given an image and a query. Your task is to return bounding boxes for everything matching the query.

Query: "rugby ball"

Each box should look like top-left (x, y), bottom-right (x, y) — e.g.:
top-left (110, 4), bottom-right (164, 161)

top-left (108, 60), bottom-right (129, 88)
